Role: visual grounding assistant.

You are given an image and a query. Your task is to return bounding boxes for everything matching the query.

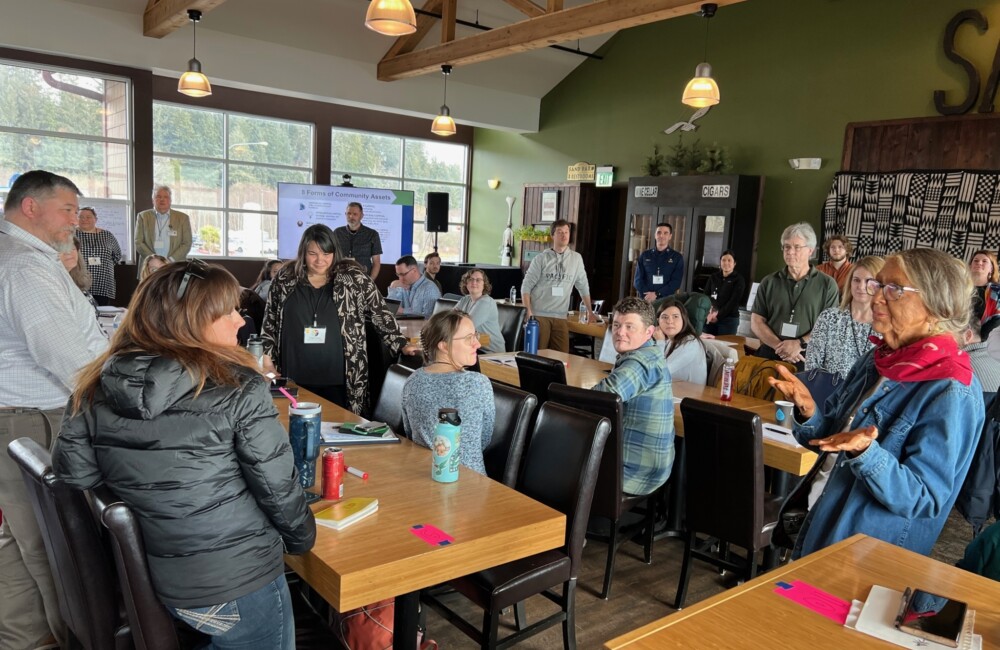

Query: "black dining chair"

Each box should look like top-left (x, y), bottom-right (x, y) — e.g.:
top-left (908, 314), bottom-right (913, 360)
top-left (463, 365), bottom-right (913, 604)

top-left (484, 380), bottom-right (537, 487)
top-left (7, 437), bottom-right (135, 650)
top-left (514, 352), bottom-right (567, 403)
top-left (496, 303), bottom-right (527, 352)
top-left (548, 383), bottom-right (657, 599)
top-left (422, 402), bottom-right (610, 649)
top-left (433, 297), bottom-right (459, 315)
top-left (673, 399), bottom-right (781, 609)
top-left (371, 364), bottom-right (415, 437)
top-left (89, 485), bottom-right (188, 650)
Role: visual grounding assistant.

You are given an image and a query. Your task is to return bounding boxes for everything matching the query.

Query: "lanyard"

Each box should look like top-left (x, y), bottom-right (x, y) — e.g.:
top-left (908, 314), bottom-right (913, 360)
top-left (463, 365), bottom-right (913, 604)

top-left (306, 282), bottom-right (329, 327)
top-left (155, 213), bottom-right (170, 240)
top-left (785, 270), bottom-right (812, 322)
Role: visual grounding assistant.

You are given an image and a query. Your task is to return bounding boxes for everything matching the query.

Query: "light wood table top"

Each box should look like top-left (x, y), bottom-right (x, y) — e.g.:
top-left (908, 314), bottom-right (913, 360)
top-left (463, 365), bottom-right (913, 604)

top-left (566, 311), bottom-right (609, 338)
top-left (605, 534), bottom-right (1000, 649)
top-left (273, 388), bottom-right (565, 612)
top-left (395, 318), bottom-right (490, 347)
top-left (479, 350), bottom-right (816, 476)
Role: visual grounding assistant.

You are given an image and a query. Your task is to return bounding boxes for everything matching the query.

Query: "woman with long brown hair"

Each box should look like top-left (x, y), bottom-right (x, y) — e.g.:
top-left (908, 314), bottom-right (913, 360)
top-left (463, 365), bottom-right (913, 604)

top-left (53, 260), bottom-right (315, 649)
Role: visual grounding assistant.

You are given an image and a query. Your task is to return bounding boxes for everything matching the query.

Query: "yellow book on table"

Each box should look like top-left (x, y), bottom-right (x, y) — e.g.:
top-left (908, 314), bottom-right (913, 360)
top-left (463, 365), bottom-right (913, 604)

top-left (314, 497), bottom-right (378, 531)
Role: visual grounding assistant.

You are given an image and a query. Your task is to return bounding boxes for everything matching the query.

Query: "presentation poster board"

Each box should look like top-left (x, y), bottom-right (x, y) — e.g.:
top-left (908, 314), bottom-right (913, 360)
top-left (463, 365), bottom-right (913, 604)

top-left (81, 198), bottom-right (134, 263)
top-left (277, 183), bottom-right (414, 261)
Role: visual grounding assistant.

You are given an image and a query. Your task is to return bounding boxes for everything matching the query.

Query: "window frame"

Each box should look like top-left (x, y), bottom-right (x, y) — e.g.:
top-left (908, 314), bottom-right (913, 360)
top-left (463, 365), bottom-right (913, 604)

top-left (152, 101), bottom-right (315, 260)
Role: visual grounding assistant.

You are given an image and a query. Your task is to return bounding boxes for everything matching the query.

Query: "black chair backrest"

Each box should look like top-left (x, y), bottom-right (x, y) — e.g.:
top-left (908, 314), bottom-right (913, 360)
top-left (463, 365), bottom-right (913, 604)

top-left (679, 398), bottom-right (765, 548)
top-left (90, 485), bottom-right (181, 650)
top-left (515, 352), bottom-right (567, 403)
top-left (7, 437), bottom-right (124, 650)
top-left (484, 381), bottom-right (537, 487)
top-left (496, 303), bottom-right (527, 352)
top-left (518, 402), bottom-right (610, 577)
top-left (433, 298), bottom-right (459, 315)
top-left (372, 364), bottom-right (415, 437)
top-left (547, 384), bottom-right (625, 517)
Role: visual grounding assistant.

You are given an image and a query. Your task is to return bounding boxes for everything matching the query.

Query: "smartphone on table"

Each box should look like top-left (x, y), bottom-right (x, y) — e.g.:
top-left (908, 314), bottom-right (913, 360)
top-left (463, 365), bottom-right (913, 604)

top-left (894, 587), bottom-right (968, 648)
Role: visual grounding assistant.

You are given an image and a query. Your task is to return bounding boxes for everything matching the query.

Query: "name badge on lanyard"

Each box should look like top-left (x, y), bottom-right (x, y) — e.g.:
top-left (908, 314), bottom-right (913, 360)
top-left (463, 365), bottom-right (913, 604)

top-left (552, 286), bottom-right (565, 297)
top-left (87, 256), bottom-right (101, 266)
top-left (304, 327), bottom-right (327, 344)
top-left (652, 274), bottom-right (664, 285)
top-left (780, 310), bottom-right (799, 338)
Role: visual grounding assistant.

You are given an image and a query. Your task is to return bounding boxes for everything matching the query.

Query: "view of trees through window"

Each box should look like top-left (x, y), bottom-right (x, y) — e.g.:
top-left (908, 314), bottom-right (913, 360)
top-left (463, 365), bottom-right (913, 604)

top-left (153, 103), bottom-right (313, 258)
top-left (331, 128), bottom-right (468, 261)
top-left (0, 60), bottom-right (131, 204)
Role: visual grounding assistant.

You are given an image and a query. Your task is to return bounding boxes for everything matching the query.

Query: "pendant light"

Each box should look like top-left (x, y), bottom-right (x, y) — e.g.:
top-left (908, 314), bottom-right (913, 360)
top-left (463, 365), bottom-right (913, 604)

top-left (177, 9), bottom-right (212, 98)
top-left (431, 65), bottom-right (457, 137)
top-left (682, 3), bottom-right (720, 108)
top-left (365, 0), bottom-right (417, 36)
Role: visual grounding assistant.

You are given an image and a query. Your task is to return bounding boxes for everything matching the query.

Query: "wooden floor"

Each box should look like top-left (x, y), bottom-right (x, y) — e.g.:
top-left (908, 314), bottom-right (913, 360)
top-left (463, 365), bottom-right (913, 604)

top-left (414, 508), bottom-right (980, 649)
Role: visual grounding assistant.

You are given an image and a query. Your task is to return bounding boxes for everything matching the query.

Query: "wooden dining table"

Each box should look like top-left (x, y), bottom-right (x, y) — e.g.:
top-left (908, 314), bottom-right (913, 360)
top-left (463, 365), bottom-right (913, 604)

top-left (394, 317), bottom-right (490, 347)
top-left (478, 349), bottom-right (817, 477)
top-left (604, 534), bottom-right (1000, 649)
top-left (273, 387), bottom-right (565, 650)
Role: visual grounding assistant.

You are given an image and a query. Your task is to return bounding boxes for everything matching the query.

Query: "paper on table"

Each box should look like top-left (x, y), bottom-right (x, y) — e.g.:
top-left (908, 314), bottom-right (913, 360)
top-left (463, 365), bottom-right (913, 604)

top-left (481, 353), bottom-right (518, 368)
top-left (320, 422), bottom-right (399, 445)
top-left (762, 423), bottom-right (803, 448)
top-left (773, 580), bottom-right (851, 624)
top-left (848, 585), bottom-right (980, 650)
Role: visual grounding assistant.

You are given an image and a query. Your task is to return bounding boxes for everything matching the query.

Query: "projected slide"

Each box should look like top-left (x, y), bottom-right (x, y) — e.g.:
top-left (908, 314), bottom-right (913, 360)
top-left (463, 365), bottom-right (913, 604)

top-left (277, 183), bottom-right (414, 261)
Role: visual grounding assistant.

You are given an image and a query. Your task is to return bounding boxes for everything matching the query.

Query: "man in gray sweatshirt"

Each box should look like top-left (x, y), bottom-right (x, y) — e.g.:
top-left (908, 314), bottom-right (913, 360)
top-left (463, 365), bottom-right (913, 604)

top-left (521, 219), bottom-right (594, 352)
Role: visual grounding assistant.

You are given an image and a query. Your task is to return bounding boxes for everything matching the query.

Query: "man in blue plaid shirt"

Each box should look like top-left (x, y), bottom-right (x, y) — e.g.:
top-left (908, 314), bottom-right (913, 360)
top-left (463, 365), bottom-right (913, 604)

top-left (593, 297), bottom-right (675, 496)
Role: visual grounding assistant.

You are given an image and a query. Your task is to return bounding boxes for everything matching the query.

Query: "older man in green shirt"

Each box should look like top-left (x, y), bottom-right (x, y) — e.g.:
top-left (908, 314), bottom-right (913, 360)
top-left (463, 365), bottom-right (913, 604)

top-left (751, 222), bottom-right (839, 366)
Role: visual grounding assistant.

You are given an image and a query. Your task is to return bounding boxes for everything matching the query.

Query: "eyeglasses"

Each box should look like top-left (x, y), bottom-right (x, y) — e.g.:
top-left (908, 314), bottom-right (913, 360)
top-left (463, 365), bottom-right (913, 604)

top-left (781, 244), bottom-right (809, 253)
top-left (864, 278), bottom-right (920, 301)
top-left (454, 331), bottom-right (480, 344)
top-left (177, 258), bottom-right (208, 299)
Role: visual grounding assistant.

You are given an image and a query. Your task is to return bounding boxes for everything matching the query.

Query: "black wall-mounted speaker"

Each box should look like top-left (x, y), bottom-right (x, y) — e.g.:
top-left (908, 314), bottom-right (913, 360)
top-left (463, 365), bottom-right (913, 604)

top-left (426, 192), bottom-right (449, 233)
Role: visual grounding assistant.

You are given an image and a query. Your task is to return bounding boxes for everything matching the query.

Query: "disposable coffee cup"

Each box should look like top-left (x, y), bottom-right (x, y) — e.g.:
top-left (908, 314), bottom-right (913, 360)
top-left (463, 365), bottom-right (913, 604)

top-left (774, 400), bottom-right (794, 424)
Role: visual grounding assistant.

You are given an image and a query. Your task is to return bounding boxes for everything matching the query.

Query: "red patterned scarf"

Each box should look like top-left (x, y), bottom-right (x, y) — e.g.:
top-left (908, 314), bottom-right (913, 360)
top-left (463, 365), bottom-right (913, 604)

top-left (868, 333), bottom-right (973, 385)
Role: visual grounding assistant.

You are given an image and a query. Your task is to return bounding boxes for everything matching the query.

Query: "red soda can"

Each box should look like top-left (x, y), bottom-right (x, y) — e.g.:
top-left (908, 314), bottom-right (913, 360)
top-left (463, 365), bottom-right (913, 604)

top-left (322, 447), bottom-right (344, 500)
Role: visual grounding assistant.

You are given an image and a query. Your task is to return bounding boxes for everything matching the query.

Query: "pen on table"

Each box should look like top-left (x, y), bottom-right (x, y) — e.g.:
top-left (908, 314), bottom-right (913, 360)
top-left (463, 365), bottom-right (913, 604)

top-left (893, 586), bottom-right (912, 629)
top-left (346, 466), bottom-right (368, 480)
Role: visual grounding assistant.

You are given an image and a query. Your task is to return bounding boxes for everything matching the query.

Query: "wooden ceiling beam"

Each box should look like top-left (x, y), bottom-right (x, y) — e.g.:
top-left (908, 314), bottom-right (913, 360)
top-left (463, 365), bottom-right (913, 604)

top-left (547, 0), bottom-right (563, 12)
top-left (382, 0), bottom-right (444, 59)
top-left (143, 0), bottom-right (227, 38)
top-left (441, 0), bottom-right (457, 43)
top-left (501, 0), bottom-right (546, 18)
top-left (378, 0), bottom-right (745, 81)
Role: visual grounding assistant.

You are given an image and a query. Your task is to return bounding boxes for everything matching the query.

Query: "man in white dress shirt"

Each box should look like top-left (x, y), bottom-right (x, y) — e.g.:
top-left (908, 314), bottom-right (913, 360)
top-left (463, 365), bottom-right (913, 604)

top-left (0, 170), bottom-right (108, 649)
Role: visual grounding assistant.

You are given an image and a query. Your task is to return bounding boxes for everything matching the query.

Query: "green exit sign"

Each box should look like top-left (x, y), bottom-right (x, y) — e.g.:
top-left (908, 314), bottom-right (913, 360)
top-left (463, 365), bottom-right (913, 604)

top-left (595, 166), bottom-right (614, 187)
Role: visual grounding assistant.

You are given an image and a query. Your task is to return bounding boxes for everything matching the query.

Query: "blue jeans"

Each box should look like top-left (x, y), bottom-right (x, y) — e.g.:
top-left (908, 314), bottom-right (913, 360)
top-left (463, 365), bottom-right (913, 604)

top-left (169, 574), bottom-right (294, 650)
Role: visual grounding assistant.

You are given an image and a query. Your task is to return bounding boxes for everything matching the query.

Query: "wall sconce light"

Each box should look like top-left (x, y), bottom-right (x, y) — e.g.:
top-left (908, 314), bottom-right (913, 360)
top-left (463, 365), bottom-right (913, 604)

top-left (177, 9), bottom-right (212, 98)
top-left (789, 158), bottom-right (823, 170)
top-left (487, 178), bottom-right (501, 190)
top-left (364, 0), bottom-right (417, 35)
top-left (682, 3), bottom-right (720, 108)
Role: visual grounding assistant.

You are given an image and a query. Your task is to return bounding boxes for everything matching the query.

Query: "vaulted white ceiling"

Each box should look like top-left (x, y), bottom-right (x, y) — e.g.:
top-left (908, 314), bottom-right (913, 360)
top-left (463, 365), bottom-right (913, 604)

top-left (37, 0), bottom-right (617, 131)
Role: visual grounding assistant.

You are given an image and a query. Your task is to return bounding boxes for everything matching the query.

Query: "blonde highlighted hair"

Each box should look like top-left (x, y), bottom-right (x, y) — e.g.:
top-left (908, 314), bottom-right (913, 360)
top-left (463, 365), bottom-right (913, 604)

top-left (71, 260), bottom-right (256, 412)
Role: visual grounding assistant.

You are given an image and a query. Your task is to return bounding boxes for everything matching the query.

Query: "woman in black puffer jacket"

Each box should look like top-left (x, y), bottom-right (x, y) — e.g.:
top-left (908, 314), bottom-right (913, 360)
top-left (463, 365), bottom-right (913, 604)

top-left (54, 259), bottom-right (315, 649)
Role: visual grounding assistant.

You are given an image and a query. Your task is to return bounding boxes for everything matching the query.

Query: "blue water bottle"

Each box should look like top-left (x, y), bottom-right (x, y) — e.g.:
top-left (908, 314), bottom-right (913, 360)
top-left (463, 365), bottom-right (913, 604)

top-left (524, 316), bottom-right (540, 354)
top-left (432, 408), bottom-right (461, 483)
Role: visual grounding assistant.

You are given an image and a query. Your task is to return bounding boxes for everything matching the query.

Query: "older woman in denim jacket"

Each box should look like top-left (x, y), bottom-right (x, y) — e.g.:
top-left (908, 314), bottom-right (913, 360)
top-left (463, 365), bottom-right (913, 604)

top-left (770, 248), bottom-right (984, 559)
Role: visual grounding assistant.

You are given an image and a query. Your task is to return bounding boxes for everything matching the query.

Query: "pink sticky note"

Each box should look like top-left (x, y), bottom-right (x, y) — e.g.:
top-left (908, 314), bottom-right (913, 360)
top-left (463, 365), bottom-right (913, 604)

top-left (773, 580), bottom-right (851, 624)
top-left (410, 524), bottom-right (454, 546)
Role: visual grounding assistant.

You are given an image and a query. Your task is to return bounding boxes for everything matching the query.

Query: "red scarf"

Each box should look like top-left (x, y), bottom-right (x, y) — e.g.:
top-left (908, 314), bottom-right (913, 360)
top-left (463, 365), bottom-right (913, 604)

top-left (868, 333), bottom-right (973, 385)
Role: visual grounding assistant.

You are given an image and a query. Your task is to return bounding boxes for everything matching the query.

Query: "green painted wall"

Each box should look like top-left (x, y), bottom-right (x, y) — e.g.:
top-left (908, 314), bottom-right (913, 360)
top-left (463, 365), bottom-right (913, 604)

top-left (467, 0), bottom-right (1000, 278)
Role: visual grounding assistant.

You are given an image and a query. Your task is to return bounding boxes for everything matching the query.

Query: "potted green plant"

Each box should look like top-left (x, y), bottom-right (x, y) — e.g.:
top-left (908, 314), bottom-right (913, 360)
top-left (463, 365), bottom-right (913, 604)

top-left (666, 136), bottom-right (703, 175)
top-left (698, 142), bottom-right (733, 174)
top-left (515, 225), bottom-right (552, 242)
top-left (643, 144), bottom-right (666, 176)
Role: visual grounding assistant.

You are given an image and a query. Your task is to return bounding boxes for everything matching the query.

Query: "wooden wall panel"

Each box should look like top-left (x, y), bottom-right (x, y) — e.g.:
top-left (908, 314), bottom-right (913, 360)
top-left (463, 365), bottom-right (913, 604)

top-left (843, 114), bottom-right (1000, 172)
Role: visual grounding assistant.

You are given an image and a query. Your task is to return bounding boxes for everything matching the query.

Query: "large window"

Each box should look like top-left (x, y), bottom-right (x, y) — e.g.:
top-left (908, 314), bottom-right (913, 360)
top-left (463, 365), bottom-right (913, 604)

top-left (331, 128), bottom-right (469, 261)
top-left (0, 60), bottom-right (131, 204)
top-left (153, 103), bottom-right (313, 258)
